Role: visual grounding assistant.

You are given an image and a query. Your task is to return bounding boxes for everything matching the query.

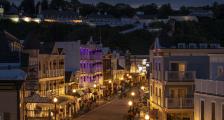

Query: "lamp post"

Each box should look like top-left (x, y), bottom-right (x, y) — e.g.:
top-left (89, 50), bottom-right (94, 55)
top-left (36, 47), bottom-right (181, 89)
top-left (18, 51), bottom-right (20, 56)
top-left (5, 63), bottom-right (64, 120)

top-left (72, 89), bottom-right (76, 93)
top-left (145, 113), bottom-right (150, 120)
top-left (53, 97), bottom-right (58, 120)
top-left (141, 86), bottom-right (145, 91)
top-left (128, 100), bottom-right (133, 107)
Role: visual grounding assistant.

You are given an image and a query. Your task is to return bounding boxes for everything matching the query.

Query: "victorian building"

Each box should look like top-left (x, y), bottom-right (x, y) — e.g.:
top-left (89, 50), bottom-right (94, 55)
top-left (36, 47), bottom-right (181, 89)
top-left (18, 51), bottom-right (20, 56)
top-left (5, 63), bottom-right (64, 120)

top-left (0, 30), bottom-right (27, 120)
top-left (149, 38), bottom-right (224, 120)
top-left (194, 54), bottom-right (224, 120)
top-left (22, 32), bottom-right (75, 120)
top-left (79, 37), bottom-right (103, 89)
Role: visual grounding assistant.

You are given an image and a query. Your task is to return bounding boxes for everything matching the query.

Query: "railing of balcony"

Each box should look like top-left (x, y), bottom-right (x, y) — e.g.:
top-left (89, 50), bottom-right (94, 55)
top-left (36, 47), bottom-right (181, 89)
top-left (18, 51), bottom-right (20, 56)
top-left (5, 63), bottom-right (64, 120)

top-left (39, 69), bottom-right (64, 78)
top-left (165, 97), bottom-right (193, 109)
top-left (165, 71), bottom-right (195, 82)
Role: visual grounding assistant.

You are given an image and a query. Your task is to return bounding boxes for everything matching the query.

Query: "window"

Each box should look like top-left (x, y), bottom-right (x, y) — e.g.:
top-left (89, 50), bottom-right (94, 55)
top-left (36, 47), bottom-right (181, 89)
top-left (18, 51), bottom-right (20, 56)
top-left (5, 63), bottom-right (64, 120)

top-left (211, 102), bottom-right (215, 120)
top-left (170, 62), bottom-right (186, 72)
top-left (222, 104), bottom-right (224, 120)
top-left (201, 100), bottom-right (204, 120)
top-left (217, 66), bottom-right (224, 76)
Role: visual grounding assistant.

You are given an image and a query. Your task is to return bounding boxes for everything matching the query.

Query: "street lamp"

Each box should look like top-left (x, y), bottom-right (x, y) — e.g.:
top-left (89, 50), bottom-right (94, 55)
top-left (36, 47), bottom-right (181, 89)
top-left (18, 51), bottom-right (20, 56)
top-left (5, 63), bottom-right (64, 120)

top-left (53, 97), bottom-right (58, 120)
top-left (131, 92), bottom-right (135, 97)
top-left (72, 89), bottom-right (76, 93)
top-left (141, 86), bottom-right (145, 90)
top-left (128, 100), bottom-right (133, 106)
top-left (145, 114), bottom-right (150, 120)
top-left (93, 84), bottom-right (97, 88)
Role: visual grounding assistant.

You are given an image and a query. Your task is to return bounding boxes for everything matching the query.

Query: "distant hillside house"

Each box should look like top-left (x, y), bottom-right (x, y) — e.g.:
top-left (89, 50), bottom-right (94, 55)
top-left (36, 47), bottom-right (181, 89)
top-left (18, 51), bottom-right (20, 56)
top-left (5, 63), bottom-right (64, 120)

top-left (85, 12), bottom-right (132, 27)
top-left (189, 9), bottom-right (213, 18)
top-left (169, 16), bottom-right (198, 22)
top-left (38, 10), bottom-right (82, 24)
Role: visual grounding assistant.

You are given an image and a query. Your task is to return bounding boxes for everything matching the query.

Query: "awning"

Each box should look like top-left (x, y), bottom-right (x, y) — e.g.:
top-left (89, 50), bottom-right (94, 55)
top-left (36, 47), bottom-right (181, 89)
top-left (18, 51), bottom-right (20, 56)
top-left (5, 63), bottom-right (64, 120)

top-left (24, 93), bottom-right (51, 103)
top-left (57, 95), bottom-right (76, 105)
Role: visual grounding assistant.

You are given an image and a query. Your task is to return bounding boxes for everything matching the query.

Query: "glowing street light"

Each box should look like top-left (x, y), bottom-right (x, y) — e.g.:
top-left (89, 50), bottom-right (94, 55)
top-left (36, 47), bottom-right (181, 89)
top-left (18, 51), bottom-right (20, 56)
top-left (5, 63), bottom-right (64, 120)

top-left (131, 92), bottom-right (135, 96)
top-left (93, 84), bottom-right (97, 88)
top-left (72, 89), bottom-right (76, 93)
top-left (23, 17), bottom-right (31, 22)
top-left (145, 114), bottom-right (150, 120)
top-left (10, 17), bottom-right (19, 23)
top-left (141, 86), bottom-right (145, 90)
top-left (33, 18), bottom-right (41, 23)
top-left (53, 97), bottom-right (58, 120)
top-left (53, 97), bottom-right (58, 103)
top-left (128, 101), bottom-right (133, 106)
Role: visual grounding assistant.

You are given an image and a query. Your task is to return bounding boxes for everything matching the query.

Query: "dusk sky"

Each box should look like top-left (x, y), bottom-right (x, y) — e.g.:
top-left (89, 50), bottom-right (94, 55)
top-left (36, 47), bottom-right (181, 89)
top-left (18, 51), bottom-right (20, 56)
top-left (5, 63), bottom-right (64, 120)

top-left (11, 0), bottom-right (224, 8)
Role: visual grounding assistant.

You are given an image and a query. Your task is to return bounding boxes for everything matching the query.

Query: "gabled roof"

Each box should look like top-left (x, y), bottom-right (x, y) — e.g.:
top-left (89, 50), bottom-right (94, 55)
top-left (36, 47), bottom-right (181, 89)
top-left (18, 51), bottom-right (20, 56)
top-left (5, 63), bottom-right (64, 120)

top-left (117, 64), bottom-right (124, 70)
top-left (0, 30), bottom-right (21, 63)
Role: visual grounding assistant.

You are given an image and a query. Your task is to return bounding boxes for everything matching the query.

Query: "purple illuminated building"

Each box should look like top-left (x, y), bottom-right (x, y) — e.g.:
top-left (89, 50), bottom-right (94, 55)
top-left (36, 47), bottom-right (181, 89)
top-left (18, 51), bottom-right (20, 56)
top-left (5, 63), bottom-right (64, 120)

top-left (79, 37), bottom-right (103, 87)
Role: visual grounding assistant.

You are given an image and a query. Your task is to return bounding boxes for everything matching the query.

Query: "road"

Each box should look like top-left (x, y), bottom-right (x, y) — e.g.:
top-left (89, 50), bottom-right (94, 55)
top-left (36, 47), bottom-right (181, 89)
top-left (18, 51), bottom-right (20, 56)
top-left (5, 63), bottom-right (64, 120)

top-left (75, 98), bottom-right (129, 120)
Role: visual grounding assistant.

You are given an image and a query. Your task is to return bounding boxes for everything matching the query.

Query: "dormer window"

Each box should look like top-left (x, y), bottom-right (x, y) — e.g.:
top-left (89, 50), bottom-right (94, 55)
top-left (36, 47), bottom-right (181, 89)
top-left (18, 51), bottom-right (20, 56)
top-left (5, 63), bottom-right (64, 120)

top-left (178, 43), bottom-right (186, 49)
top-left (189, 43), bottom-right (197, 48)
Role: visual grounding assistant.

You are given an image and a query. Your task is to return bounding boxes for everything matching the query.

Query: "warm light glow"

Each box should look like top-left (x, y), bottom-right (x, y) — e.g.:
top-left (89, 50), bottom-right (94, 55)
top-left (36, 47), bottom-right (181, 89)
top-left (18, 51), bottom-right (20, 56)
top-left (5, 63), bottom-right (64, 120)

top-left (23, 17), bottom-right (31, 22)
top-left (33, 18), bottom-right (41, 23)
top-left (72, 89), bottom-right (76, 93)
top-left (128, 101), bottom-right (133, 106)
top-left (53, 97), bottom-right (58, 103)
top-left (120, 77), bottom-right (124, 80)
top-left (109, 80), bottom-right (112, 84)
top-left (10, 17), bottom-right (19, 23)
top-left (145, 114), bottom-right (150, 120)
top-left (127, 74), bottom-right (129, 76)
top-left (129, 76), bottom-right (132, 79)
top-left (131, 92), bottom-right (135, 96)
top-left (146, 63), bottom-right (150, 67)
top-left (93, 84), bottom-right (97, 88)
top-left (141, 86), bottom-right (145, 90)
top-left (51, 112), bottom-right (54, 116)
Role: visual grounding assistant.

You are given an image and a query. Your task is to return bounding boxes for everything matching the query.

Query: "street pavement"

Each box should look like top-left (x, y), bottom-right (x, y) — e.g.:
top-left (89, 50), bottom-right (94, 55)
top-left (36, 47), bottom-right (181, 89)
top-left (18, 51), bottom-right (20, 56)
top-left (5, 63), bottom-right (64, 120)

top-left (75, 97), bottom-right (130, 120)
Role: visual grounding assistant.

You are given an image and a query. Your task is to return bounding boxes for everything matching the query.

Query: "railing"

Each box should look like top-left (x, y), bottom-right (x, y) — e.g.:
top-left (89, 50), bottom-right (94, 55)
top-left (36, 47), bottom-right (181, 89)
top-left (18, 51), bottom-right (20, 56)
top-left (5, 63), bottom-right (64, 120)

top-left (165, 71), bottom-right (195, 82)
top-left (26, 110), bottom-right (51, 118)
top-left (39, 69), bottom-right (64, 78)
top-left (195, 79), bottom-right (224, 96)
top-left (165, 98), bottom-right (193, 109)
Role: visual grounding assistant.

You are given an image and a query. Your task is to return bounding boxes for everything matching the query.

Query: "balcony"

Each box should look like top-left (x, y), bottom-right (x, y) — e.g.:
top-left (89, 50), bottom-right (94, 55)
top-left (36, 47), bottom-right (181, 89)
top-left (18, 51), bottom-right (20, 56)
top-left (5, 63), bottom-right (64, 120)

top-left (39, 69), bottom-right (64, 78)
top-left (165, 97), bottom-right (193, 109)
top-left (165, 71), bottom-right (195, 82)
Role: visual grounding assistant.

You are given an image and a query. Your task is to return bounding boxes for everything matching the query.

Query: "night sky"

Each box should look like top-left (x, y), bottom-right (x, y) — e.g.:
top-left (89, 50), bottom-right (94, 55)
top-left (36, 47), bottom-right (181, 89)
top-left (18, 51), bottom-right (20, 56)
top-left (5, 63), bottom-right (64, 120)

top-left (11, 0), bottom-right (224, 8)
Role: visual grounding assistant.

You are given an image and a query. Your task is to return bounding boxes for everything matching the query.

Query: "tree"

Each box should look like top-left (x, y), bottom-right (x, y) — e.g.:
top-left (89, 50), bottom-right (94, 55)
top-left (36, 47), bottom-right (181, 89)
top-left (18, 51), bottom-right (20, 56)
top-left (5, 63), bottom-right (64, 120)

top-left (179, 6), bottom-right (189, 15)
top-left (41, 0), bottom-right (49, 11)
top-left (79, 4), bottom-right (96, 16)
top-left (49, 0), bottom-right (66, 10)
top-left (96, 2), bottom-right (113, 12)
top-left (20, 0), bottom-right (35, 15)
top-left (111, 3), bottom-right (135, 17)
top-left (137, 3), bottom-right (158, 15)
top-left (213, 2), bottom-right (224, 19)
top-left (158, 4), bottom-right (173, 18)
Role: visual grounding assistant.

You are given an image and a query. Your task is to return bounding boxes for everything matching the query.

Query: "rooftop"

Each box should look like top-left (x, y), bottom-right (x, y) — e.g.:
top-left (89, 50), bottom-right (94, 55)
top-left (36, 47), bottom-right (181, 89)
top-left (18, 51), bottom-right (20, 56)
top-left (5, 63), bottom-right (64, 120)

top-left (0, 69), bottom-right (27, 80)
